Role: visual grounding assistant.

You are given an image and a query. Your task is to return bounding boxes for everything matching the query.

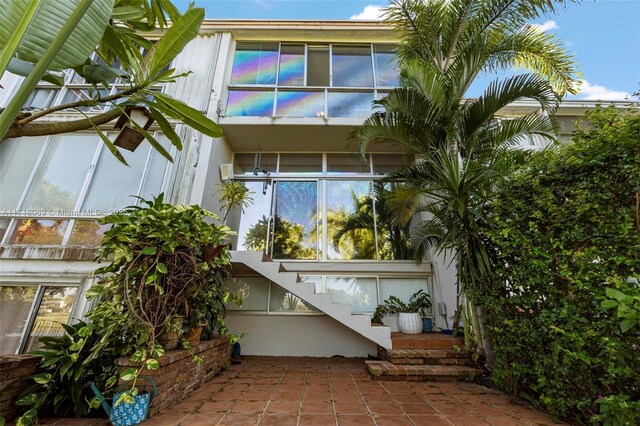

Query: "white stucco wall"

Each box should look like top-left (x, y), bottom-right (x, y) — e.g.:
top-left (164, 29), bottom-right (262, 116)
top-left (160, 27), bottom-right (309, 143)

top-left (224, 314), bottom-right (377, 357)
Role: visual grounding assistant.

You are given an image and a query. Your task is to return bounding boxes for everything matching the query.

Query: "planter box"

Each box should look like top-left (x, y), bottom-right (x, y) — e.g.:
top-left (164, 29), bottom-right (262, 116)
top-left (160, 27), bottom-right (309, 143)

top-left (117, 337), bottom-right (230, 417)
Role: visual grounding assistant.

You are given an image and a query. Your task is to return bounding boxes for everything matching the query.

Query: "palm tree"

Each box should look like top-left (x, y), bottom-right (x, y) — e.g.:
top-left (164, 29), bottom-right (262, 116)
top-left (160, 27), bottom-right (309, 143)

top-left (354, 0), bottom-right (579, 354)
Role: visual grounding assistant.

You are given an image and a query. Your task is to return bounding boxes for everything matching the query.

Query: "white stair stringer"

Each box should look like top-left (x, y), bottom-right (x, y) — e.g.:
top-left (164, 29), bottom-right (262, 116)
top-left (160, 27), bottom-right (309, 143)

top-left (230, 251), bottom-right (392, 349)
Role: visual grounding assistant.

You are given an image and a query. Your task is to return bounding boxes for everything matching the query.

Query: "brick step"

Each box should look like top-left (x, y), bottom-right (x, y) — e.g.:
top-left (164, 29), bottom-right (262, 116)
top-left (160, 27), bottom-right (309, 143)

top-left (381, 349), bottom-right (468, 365)
top-left (365, 360), bottom-right (484, 382)
top-left (391, 332), bottom-right (463, 350)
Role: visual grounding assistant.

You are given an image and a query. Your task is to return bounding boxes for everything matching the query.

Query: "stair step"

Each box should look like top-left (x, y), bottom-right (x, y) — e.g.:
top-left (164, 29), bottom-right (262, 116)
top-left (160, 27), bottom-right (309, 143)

top-left (391, 332), bottom-right (463, 350)
top-left (365, 360), bottom-right (483, 382)
top-left (380, 348), bottom-right (468, 365)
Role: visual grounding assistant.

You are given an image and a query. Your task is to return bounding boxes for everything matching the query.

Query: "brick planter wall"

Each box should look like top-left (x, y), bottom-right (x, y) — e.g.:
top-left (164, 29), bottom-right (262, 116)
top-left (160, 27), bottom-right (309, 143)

top-left (117, 337), bottom-right (231, 417)
top-left (0, 355), bottom-right (41, 421)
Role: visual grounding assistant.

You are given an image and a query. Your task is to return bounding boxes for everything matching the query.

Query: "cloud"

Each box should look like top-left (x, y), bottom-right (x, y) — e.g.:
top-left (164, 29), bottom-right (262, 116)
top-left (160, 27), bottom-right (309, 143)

top-left (255, 0), bottom-right (272, 10)
top-left (579, 80), bottom-right (632, 101)
top-left (350, 5), bottom-right (384, 20)
top-left (531, 20), bottom-right (559, 32)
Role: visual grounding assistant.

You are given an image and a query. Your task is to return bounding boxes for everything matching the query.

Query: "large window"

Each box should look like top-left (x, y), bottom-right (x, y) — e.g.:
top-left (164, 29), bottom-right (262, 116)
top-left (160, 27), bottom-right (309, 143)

top-left (0, 284), bottom-right (80, 354)
top-left (226, 42), bottom-right (399, 118)
top-left (230, 152), bottom-right (411, 261)
top-left (223, 275), bottom-right (431, 316)
top-left (0, 134), bottom-right (171, 245)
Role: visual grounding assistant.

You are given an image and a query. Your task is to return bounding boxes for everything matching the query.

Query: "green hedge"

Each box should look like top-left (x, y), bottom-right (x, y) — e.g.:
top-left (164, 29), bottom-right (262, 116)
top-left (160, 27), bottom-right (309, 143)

top-left (479, 106), bottom-right (640, 424)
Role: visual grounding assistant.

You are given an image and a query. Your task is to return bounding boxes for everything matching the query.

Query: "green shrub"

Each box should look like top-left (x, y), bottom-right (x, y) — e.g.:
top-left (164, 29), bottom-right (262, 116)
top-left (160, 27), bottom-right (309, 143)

top-left (479, 106), bottom-right (640, 423)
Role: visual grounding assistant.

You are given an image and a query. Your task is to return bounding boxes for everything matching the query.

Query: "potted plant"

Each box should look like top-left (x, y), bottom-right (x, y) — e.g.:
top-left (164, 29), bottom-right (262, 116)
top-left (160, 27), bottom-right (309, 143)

top-left (379, 290), bottom-right (432, 334)
top-left (89, 194), bottom-right (241, 400)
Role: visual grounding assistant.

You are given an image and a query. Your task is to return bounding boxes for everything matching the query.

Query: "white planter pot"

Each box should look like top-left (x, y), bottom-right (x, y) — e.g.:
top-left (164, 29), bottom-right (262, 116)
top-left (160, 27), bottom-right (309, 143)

top-left (398, 312), bottom-right (422, 334)
top-left (382, 314), bottom-right (400, 332)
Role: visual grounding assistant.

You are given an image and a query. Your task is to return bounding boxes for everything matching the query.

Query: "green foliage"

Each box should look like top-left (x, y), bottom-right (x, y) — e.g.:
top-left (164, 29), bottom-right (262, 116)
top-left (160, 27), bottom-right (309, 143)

top-left (14, 322), bottom-right (119, 425)
top-left (216, 180), bottom-right (254, 222)
top-left (479, 106), bottom-right (640, 423)
top-left (87, 195), bottom-right (240, 405)
top-left (372, 290), bottom-right (432, 323)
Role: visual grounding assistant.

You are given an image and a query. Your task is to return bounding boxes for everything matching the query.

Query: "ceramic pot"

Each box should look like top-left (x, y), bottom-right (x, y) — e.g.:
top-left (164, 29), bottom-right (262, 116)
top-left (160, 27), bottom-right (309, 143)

top-left (184, 325), bottom-right (204, 347)
top-left (398, 312), bottom-right (422, 334)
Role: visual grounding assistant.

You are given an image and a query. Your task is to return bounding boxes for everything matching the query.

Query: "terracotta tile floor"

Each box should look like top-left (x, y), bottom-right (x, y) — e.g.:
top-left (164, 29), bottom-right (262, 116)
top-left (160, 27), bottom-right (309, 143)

top-left (142, 356), bottom-right (562, 426)
top-left (31, 356), bottom-right (559, 425)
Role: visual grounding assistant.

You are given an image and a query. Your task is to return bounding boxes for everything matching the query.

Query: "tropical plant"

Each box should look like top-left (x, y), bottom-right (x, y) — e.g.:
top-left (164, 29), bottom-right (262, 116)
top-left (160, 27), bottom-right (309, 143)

top-left (1, 1), bottom-right (223, 165)
top-left (372, 290), bottom-right (432, 323)
top-left (354, 0), bottom-right (579, 350)
top-left (216, 180), bottom-right (254, 222)
top-left (480, 106), bottom-right (640, 423)
top-left (330, 183), bottom-right (412, 260)
top-left (88, 194), bottom-right (239, 402)
top-left (14, 321), bottom-right (120, 425)
top-left (243, 215), bottom-right (316, 259)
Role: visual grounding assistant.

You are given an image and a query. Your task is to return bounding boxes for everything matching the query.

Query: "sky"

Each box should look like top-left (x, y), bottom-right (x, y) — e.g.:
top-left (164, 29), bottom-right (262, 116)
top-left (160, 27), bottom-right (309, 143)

top-left (176, 0), bottom-right (640, 100)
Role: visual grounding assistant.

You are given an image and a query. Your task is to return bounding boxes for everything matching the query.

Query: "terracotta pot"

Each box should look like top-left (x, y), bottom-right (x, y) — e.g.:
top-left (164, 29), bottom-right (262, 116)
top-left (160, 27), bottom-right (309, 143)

top-left (185, 325), bottom-right (204, 347)
top-left (157, 316), bottom-right (184, 350)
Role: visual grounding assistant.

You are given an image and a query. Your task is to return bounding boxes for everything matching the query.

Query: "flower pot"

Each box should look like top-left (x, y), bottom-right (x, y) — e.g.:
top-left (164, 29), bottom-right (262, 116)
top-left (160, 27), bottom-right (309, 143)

top-left (157, 316), bottom-right (184, 350)
top-left (422, 317), bottom-right (433, 333)
top-left (398, 312), bottom-right (422, 334)
top-left (382, 314), bottom-right (400, 332)
top-left (185, 325), bottom-right (204, 347)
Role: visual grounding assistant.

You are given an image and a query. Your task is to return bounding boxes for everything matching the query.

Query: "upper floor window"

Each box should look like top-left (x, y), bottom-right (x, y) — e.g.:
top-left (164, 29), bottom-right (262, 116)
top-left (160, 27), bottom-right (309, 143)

top-left (0, 133), bottom-right (171, 246)
top-left (225, 42), bottom-right (399, 118)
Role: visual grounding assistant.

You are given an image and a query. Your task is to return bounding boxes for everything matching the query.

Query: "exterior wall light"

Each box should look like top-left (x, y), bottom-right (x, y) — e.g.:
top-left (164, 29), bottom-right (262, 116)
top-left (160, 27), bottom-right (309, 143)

top-left (114, 106), bottom-right (155, 152)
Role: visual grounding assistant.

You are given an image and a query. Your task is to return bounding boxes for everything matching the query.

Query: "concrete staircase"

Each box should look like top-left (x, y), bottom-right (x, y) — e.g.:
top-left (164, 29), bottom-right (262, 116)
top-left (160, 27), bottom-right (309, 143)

top-left (230, 251), bottom-right (392, 349)
top-left (365, 332), bottom-right (484, 381)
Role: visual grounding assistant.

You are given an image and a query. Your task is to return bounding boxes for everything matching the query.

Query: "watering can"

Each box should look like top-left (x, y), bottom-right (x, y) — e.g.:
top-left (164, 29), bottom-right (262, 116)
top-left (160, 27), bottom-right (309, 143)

top-left (87, 377), bottom-right (156, 426)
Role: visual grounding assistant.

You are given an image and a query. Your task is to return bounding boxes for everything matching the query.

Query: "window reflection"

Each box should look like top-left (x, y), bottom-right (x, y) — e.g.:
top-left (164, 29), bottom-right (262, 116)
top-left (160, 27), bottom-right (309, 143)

top-left (269, 284), bottom-right (318, 312)
top-left (0, 286), bottom-right (37, 355)
top-left (231, 42), bottom-right (279, 85)
top-left (68, 220), bottom-right (112, 245)
top-left (24, 287), bottom-right (78, 352)
top-left (332, 45), bottom-right (374, 87)
top-left (12, 219), bottom-right (69, 245)
top-left (327, 276), bottom-right (377, 313)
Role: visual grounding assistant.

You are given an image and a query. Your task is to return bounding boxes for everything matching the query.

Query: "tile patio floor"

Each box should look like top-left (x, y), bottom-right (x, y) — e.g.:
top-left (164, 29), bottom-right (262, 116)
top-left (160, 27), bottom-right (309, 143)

top-left (140, 356), bottom-right (561, 426)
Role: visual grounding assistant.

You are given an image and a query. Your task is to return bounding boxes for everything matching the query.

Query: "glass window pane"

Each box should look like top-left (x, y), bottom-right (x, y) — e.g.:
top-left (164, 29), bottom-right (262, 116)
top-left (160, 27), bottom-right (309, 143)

top-left (327, 91), bottom-right (374, 117)
top-left (21, 134), bottom-right (99, 212)
top-left (332, 45), bottom-right (374, 87)
top-left (0, 219), bottom-right (10, 243)
top-left (138, 137), bottom-right (170, 202)
top-left (379, 278), bottom-right (429, 308)
top-left (24, 89), bottom-right (57, 110)
top-left (326, 181), bottom-right (376, 260)
top-left (269, 284), bottom-right (319, 313)
top-left (226, 90), bottom-right (274, 116)
top-left (68, 220), bottom-right (112, 245)
top-left (236, 181), bottom-right (272, 251)
top-left (307, 46), bottom-right (330, 87)
top-left (375, 182), bottom-right (412, 260)
top-left (60, 89), bottom-right (109, 111)
top-left (327, 277), bottom-right (377, 313)
top-left (24, 286), bottom-right (78, 352)
top-left (273, 181), bottom-right (318, 260)
top-left (276, 91), bottom-right (324, 118)
top-left (374, 45), bottom-right (400, 87)
top-left (279, 153), bottom-right (322, 174)
top-left (0, 136), bottom-right (47, 210)
top-left (0, 286), bottom-right (37, 355)
top-left (300, 276), bottom-right (323, 293)
top-left (230, 42), bottom-right (278, 85)
top-left (233, 153), bottom-right (277, 175)
top-left (82, 144), bottom-right (150, 211)
top-left (371, 154), bottom-right (406, 174)
top-left (326, 153), bottom-right (370, 174)
top-left (11, 219), bottom-right (70, 245)
top-left (278, 44), bottom-right (305, 86)
top-left (224, 277), bottom-right (269, 311)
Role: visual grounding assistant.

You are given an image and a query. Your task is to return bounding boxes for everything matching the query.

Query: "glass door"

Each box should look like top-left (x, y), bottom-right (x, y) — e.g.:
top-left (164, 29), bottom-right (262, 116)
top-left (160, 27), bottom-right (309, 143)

top-left (271, 180), bottom-right (319, 260)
